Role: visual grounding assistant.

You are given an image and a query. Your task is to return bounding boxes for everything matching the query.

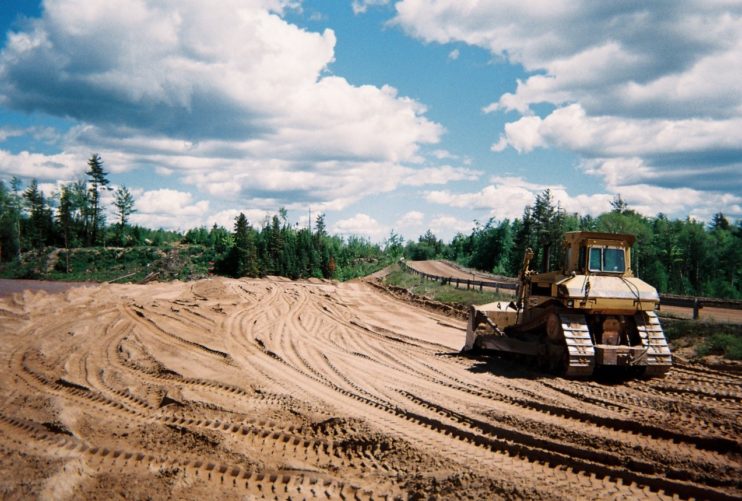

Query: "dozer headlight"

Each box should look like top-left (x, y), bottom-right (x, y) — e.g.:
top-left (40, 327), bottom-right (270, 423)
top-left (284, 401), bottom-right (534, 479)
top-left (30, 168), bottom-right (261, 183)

top-left (566, 299), bottom-right (574, 308)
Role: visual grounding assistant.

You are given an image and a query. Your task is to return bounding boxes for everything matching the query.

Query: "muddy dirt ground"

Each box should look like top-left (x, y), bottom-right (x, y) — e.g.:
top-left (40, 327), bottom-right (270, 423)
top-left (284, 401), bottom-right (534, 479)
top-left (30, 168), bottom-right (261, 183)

top-left (0, 277), bottom-right (740, 500)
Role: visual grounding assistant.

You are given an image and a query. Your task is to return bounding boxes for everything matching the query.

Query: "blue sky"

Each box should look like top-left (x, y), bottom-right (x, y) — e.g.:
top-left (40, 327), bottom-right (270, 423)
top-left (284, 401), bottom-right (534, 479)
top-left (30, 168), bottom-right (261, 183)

top-left (1, 0), bottom-right (740, 241)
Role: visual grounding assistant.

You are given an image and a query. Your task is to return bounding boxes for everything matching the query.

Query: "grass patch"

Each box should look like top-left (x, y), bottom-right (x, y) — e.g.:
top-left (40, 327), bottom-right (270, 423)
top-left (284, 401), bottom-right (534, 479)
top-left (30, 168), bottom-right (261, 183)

top-left (697, 333), bottom-right (742, 360)
top-left (660, 317), bottom-right (742, 361)
top-left (384, 269), bottom-right (510, 307)
top-left (0, 245), bottom-right (216, 283)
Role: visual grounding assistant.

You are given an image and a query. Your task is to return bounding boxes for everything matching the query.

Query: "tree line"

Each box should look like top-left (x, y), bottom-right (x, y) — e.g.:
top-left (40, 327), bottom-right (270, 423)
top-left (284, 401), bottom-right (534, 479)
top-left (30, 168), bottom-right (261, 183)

top-left (0, 154), bottom-right (138, 264)
top-left (0, 154), bottom-right (386, 280)
top-left (403, 190), bottom-right (741, 299)
top-left (1, 155), bottom-right (740, 298)
top-left (184, 210), bottom-right (384, 280)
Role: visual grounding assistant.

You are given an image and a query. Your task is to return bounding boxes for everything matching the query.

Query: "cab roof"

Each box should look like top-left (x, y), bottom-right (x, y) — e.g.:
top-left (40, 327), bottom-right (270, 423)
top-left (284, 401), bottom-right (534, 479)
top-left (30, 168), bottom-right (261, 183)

top-left (563, 231), bottom-right (636, 247)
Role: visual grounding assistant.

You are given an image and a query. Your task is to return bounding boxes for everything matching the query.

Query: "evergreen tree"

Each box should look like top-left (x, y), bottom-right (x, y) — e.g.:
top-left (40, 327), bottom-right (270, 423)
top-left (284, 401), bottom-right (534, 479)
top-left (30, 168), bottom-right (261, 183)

top-left (231, 213), bottom-right (259, 277)
top-left (113, 185), bottom-right (136, 245)
top-left (610, 194), bottom-right (628, 213)
top-left (57, 184), bottom-right (74, 272)
top-left (0, 181), bottom-right (10, 261)
top-left (10, 176), bottom-right (23, 258)
top-left (315, 213), bottom-right (327, 239)
top-left (85, 153), bottom-right (110, 246)
top-left (710, 212), bottom-right (730, 231)
top-left (23, 179), bottom-right (51, 250)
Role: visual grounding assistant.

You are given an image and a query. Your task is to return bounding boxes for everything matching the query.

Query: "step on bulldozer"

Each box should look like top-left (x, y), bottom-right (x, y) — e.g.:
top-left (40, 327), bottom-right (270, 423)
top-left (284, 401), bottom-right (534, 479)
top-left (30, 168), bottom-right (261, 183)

top-left (463, 232), bottom-right (672, 377)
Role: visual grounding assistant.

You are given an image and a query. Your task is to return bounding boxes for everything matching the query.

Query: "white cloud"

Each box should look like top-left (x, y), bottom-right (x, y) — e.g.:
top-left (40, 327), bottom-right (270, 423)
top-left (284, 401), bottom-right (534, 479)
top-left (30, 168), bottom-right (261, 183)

top-left (0, 0), bottom-right (446, 212)
top-left (129, 189), bottom-right (209, 230)
top-left (432, 149), bottom-right (455, 160)
top-left (428, 214), bottom-right (473, 240)
top-left (0, 149), bottom-right (86, 180)
top-left (496, 104), bottom-right (742, 158)
top-left (0, 128), bottom-right (24, 142)
top-left (447, 48), bottom-right (460, 60)
top-left (425, 174), bottom-right (742, 222)
top-left (352, 0), bottom-right (390, 15)
top-left (395, 1), bottom-right (742, 119)
top-left (394, 0), bottom-right (742, 202)
top-left (401, 165), bottom-right (480, 186)
top-left (332, 213), bottom-right (386, 240)
top-left (208, 208), bottom-right (272, 230)
top-left (396, 210), bottom-right (424, 228)
top-left (426, 176), bottom-right (613, 220)
top-left (492, 104), bottom-right (742, 193)
top-left (394, 210), bottom-right (425, 238)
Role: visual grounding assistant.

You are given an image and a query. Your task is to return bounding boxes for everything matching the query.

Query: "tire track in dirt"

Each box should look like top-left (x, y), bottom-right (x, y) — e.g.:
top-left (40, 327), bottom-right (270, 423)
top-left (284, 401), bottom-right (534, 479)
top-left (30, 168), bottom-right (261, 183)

top-left (0, 414), bottom-right (397, 500)
top-left (1, 276), bottom-right (739, 499)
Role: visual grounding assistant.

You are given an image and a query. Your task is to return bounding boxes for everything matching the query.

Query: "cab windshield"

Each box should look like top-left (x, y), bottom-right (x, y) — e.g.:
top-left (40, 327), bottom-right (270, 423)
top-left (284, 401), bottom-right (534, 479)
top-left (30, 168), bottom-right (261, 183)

top-left (588, 247), bottom-right (625, 273)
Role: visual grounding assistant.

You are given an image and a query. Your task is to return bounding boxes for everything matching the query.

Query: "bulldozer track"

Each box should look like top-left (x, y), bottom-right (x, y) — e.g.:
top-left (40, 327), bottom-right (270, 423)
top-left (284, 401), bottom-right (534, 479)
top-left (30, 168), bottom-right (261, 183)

top-left (1, 277), bottom-right (739, 499)
top-left (0, 413), bottom-right (398, 500)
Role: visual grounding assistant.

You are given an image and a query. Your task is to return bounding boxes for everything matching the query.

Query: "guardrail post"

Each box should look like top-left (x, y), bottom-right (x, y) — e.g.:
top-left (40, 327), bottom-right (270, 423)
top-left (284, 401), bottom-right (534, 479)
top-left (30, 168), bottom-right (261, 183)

top-left (479, 282), bottom-right (483, 292)
top-left (693, 299), bottom-right (701, 320)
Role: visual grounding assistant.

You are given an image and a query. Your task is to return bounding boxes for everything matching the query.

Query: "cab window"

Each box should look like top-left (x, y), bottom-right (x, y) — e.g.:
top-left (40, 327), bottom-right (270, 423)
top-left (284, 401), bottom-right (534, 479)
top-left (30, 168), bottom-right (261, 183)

top-left (588, 246), bottom-right (625, 273)
top-left (603, 247), bottom-right (625, 272)
top-left (588, 248), bottom-right (602, 271)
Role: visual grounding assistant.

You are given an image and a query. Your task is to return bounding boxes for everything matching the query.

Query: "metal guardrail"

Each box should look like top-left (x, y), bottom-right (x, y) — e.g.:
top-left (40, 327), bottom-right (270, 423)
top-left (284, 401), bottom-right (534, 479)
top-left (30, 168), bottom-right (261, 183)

top-left (400, 260), bottom-right (742, 317)
top-left (659, 294), bottom-right (742, 311)
top-left (399, 260), bottom-right (517, 293)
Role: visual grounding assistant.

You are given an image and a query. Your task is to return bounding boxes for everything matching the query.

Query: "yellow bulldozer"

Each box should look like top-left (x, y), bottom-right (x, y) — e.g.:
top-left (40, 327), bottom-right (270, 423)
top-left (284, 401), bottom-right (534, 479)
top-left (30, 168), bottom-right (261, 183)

top-left (463, 231), bottom-right (672, 377)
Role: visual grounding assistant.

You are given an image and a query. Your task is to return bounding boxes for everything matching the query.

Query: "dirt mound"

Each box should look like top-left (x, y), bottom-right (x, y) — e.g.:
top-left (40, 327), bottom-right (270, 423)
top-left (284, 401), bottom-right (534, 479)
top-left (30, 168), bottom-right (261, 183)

top-left (0, 277), bottom-right (739, 499)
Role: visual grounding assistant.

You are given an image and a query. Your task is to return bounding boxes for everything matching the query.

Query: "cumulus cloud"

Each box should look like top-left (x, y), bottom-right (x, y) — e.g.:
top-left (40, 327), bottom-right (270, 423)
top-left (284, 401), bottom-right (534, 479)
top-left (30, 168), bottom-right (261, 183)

top-left (0, 149), bottom-right (86, 180)
top-left (208, 208), bottom-right (273, 230)
top-left (129, 188), bottom-right (210, 230)
top-left (396, 210), bottom-right (424, 227)
top-left (332, 213), bottom-right (386, 240)
top-left (428, 215), bottom-right (473, 239)
top-left (0, 0), bottom-right (446, 214)
top-left (395, 1), bottom-right (741, 119)
top-left (426, 175), bottom-right (741, 221)
top-left (427, 176), bottom-right (613, 219)
top-left (394, 0), bottom-right (742, 208)
top-left (492, 104), bottom-right (742, 192)
top-left (352, 0), bottom-right (391, 15)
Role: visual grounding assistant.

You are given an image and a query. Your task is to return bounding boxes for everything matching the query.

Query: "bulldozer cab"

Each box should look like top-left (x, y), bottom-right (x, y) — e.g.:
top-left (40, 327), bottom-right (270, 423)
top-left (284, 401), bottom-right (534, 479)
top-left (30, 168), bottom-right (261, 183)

top-left (563, 232), bottom-right (634, 277)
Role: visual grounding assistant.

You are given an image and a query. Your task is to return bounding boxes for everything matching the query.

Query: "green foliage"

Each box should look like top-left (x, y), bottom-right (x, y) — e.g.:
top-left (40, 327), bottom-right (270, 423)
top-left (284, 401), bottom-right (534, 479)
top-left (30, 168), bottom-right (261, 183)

top-left (404, 229), bottom-right (444, 260)
top-left (113, 185), bottom-right (136, 245)
top-left (1, 168), bottom-right (739, 296)
top-left (85, 153), bottom-right (110, 246)
top-left (698, 333), bottom-right (742, 360)
top-left (662, 318), bottom-right (742, 361)
top-left (440, 190), bottom-right (741, 299)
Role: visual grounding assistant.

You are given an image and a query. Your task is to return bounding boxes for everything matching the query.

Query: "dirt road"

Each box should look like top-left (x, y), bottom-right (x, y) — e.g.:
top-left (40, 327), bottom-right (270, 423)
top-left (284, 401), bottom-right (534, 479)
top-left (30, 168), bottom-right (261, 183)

top-left (0, 277), bottom-right (739, 499)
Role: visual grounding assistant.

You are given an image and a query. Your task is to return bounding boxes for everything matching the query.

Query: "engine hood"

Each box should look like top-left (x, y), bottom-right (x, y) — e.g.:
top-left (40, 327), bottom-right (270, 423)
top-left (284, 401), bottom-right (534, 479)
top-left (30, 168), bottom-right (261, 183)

top-left (558, 275), bottom-right (659, 302)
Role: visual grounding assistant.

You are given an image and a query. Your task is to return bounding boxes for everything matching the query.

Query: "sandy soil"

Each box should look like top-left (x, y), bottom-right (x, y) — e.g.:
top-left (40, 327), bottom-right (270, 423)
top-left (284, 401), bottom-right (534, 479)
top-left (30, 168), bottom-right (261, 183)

top-left (0, 279), bottom-right (97, 298)
top-left (0, 276), bottom-right (740, 500)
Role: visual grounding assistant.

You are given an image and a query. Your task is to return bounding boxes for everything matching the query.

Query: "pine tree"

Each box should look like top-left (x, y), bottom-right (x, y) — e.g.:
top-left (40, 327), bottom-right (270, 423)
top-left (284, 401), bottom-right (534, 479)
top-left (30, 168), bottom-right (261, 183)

top-left (86, 154), bottom-right (110, 246)
top-left (232, 213), bottom-right (259, 277)
top-left (57, 184), bottom-right (74, 272)
top-left (10, 176), bottom-right (23, 258)
top-left (113, 185), bottom-right (136, 245)
top-left (23, 179), bottom-right (49, 250)
top-left (610, 194), bottom-right (628, 213)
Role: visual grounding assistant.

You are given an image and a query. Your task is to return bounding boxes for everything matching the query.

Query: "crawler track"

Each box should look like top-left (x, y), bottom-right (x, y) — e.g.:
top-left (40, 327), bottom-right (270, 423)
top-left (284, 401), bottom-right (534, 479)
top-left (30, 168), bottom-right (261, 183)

top-left (0, 277), bottom-right (739, 499)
